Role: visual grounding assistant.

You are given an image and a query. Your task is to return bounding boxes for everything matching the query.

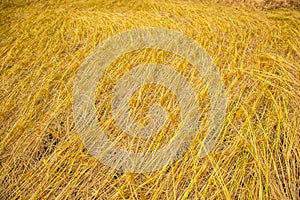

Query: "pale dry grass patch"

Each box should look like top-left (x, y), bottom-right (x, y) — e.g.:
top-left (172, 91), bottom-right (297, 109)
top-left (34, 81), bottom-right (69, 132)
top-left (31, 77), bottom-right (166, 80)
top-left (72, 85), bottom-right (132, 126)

top-left (0, 0), bottom-right (299, 199)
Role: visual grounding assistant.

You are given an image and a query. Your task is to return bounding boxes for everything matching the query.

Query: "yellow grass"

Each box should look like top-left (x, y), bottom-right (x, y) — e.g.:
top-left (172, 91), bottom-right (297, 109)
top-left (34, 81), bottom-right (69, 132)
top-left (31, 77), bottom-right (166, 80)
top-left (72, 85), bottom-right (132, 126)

top-left (0, 0), bottom-right (299, 199)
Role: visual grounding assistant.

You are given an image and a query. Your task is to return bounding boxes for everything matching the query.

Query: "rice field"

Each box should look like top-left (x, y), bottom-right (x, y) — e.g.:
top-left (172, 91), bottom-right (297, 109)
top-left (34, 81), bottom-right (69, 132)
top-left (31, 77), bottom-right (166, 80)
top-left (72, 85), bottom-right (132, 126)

top-left (0, 0), bottom-right (299, 199)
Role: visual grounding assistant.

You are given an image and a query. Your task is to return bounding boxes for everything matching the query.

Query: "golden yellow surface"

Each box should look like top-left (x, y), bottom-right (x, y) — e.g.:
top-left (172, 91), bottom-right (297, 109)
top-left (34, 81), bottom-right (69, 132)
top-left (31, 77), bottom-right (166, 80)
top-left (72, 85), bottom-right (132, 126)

top-left (0, 0), bottom-right (299, 199)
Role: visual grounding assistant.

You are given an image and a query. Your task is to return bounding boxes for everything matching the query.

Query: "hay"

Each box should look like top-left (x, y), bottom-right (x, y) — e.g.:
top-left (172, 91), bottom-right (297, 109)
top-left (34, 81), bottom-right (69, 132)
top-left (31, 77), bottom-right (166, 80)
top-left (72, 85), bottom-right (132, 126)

top-left (0, 0), bottom-right (299, 199)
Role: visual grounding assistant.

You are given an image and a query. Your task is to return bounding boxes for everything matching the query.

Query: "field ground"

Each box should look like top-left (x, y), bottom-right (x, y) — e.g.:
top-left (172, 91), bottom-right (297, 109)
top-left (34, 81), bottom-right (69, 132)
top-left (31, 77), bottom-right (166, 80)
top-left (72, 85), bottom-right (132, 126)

top-left (0, 0), bottom-right (299, 199)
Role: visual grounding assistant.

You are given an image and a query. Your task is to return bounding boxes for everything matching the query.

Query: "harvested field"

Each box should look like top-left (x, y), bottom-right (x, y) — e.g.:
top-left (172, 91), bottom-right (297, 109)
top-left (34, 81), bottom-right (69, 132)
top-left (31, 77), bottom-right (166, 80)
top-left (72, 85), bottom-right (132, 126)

top-left (0, 0), bottom-right (299, 199)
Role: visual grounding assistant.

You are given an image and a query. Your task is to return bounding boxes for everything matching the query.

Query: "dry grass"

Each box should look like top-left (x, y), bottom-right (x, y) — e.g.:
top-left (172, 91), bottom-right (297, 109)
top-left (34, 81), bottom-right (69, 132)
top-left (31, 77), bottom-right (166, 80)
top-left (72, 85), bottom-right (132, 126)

top-left (0, 0), bottom-right (300, 199)
top-left (200, 0), bottom-right (300, 9)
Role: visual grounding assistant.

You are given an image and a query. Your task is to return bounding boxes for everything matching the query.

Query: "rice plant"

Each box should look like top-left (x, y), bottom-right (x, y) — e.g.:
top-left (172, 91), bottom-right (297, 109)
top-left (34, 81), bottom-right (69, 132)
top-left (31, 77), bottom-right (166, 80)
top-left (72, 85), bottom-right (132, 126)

top-left (0, 0), bottom-right (299, 199)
